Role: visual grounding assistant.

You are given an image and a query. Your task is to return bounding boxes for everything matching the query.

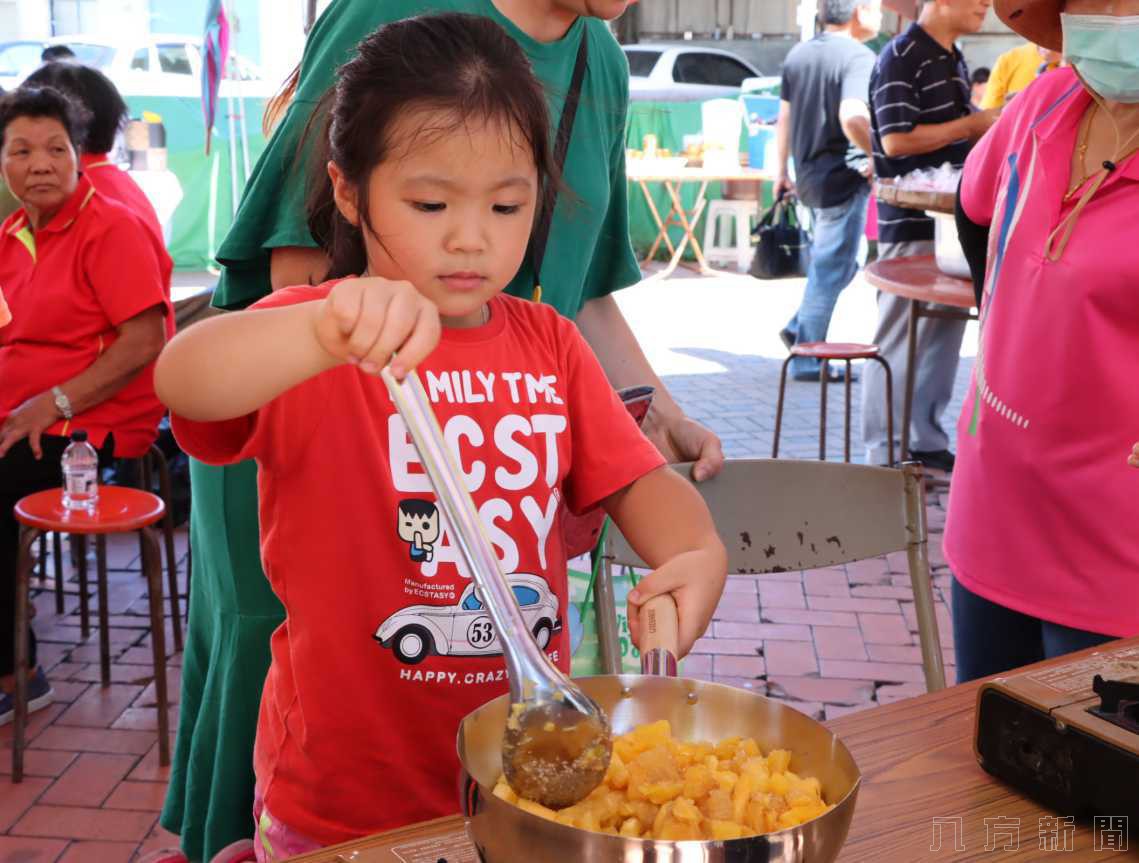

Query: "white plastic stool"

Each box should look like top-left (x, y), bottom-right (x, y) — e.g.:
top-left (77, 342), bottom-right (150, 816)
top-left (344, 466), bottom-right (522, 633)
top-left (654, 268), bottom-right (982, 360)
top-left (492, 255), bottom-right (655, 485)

top-left (702, 199), bottom-right (758, 272)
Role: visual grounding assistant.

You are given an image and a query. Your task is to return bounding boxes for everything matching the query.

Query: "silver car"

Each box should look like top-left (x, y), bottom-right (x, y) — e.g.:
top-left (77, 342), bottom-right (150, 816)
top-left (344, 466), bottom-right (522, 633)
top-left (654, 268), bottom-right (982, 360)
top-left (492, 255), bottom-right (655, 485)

top-left (623, 44), bottom-right (765, 101)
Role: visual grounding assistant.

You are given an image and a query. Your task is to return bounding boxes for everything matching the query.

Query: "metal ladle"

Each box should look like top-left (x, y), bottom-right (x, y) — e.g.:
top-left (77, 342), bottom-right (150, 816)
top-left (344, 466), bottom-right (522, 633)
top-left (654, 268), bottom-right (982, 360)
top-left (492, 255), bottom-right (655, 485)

top-left (381, 367), bottom-right (612, 809)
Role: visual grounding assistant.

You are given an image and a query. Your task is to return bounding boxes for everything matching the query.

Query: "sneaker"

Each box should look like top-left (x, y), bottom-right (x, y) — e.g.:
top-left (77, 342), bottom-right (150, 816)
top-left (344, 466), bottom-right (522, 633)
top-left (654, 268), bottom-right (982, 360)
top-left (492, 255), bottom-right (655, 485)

top-left (779, 327), bottom-right (795, 351)
top-left (0, 667), bottom-right (54, 727)
top-left (911, 449), bottom-right (956, 472)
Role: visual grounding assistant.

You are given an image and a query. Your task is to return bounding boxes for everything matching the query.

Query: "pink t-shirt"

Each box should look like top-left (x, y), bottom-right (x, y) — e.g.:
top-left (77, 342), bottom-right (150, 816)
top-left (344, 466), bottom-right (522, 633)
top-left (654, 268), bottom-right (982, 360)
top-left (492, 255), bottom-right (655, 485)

top-left (945, 68), bottom-right (1139, 637)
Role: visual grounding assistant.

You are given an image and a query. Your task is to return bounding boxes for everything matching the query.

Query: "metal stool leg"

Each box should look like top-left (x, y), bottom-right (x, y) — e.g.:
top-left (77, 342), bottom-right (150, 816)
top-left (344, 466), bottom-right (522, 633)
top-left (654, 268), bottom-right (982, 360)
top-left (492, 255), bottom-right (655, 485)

top-left (140, 526), bottom-right (171, 765)
top-left (772, 356), bottom-right (792, 458)
top-left (52, 532), bottom-right (64, 614)
top-left (819, 360), bottom-right (829, 461)
top-left (37, 533), bottom-right (47, 583)
top-left (95, 535), bottom-right (112, 687)
top-left (844, 360), bottom-right (853, 464)
top-left (13, 526), bottom-right (39, 783)
top-left (596, 552), bottom-right (622, 677)
top-left (149, 445), bottom-right (183, 651)
top-left (76, 534), bottom-right (90, 639)
top-left (872, 355), bottom-right (896, 467)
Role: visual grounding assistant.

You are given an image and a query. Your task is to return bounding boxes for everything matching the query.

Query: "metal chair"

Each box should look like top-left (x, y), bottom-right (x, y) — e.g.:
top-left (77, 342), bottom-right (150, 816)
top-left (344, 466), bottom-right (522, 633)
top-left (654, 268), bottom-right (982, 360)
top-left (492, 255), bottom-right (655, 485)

top-left (597, 459), bottom-right (946, 692)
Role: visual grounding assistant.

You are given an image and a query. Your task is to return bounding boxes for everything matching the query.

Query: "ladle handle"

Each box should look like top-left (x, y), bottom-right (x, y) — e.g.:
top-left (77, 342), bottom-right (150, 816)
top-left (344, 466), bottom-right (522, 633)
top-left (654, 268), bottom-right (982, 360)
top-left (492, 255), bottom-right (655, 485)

top-left (640, 594), bottom-right (679, 677)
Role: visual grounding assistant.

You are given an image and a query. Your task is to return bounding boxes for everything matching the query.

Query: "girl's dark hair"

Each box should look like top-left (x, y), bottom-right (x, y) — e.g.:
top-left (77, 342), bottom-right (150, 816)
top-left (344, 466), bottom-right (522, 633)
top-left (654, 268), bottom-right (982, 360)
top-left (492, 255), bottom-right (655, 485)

top-left (24, 62), bottom-right (128, 155)
top-left (0, 85), bottom-right (92, 152)
top-left (307, 13), bottom-right (559, 279)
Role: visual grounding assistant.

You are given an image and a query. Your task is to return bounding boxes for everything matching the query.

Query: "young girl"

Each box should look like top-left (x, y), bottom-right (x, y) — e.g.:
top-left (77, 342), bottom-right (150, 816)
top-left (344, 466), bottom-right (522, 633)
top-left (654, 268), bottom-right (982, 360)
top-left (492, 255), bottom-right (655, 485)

top-left (155, 14), bottom-right (727, 859)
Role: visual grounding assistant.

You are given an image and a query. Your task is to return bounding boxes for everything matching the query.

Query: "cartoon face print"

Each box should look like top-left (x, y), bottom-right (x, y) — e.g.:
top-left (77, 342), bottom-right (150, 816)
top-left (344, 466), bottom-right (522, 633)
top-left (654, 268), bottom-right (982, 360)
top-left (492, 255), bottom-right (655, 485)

top-left (398, 499), bottom-right (440, 563)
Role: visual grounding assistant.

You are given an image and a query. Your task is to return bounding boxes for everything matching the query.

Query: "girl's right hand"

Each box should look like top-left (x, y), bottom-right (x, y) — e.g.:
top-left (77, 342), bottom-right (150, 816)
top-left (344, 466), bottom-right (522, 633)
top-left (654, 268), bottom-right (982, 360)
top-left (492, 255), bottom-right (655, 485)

top-left (314, 277), bottom-right (442, 379)
top-left (1128, 442), bottom-right (1139, 469)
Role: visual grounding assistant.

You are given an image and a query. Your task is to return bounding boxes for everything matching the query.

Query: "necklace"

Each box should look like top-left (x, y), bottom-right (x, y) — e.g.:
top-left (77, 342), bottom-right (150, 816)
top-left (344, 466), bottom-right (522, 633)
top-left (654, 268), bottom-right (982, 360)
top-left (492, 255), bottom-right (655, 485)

top-left (1066, 101), bottom-right (1139, 201)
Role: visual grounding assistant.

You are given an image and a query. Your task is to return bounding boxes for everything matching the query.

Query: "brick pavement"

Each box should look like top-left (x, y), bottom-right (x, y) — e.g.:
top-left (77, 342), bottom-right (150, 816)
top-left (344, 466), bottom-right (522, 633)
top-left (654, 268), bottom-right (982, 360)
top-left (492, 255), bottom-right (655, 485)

top-left (1, 266), bottom-right (976, 859)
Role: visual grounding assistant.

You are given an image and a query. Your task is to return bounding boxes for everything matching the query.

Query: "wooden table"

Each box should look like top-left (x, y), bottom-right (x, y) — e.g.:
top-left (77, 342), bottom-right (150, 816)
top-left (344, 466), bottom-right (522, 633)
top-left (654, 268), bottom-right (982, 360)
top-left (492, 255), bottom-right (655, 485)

top-left (627, 162), bottom-right (775, 280)
top-left (862, 255), bottom-right (977, 464)
top-left (289, 638), bottom-right (1139, 862)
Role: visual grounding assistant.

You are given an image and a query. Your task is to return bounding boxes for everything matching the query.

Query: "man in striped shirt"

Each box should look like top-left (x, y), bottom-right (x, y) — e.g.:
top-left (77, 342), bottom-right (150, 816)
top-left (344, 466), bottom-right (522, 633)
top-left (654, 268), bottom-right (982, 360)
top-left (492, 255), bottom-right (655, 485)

top-left (860, 0), bottom-right (999, 471)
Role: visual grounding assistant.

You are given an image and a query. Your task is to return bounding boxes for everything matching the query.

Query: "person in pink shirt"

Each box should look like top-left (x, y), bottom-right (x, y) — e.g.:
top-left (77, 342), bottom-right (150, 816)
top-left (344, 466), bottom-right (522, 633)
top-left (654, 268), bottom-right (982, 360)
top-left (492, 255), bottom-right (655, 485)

top-left (947, 0), bottom-right (1139, 680)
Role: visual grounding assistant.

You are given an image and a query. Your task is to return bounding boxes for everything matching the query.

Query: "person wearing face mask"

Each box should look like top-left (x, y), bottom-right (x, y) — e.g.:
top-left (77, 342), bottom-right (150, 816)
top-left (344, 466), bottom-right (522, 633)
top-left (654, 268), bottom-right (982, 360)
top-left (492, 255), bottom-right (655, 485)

top-left (947, 0), bottom-right (1139, 682)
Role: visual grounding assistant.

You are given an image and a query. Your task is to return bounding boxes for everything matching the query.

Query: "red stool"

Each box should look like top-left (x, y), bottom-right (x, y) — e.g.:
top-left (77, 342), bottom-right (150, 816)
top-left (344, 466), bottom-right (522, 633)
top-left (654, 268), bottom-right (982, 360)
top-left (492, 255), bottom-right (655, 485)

top-left (12, 487), bottom-right (171, 782)
top-left (772, 342), bottom-right (894, 464)
top-left (34, 443), bottom-right (185, 652)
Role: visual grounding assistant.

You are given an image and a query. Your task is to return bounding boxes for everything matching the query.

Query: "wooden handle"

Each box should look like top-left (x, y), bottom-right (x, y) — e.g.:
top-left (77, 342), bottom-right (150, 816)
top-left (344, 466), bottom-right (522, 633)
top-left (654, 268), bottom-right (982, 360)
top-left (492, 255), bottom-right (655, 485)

top-left (641, 594), bottom-right (679, 658)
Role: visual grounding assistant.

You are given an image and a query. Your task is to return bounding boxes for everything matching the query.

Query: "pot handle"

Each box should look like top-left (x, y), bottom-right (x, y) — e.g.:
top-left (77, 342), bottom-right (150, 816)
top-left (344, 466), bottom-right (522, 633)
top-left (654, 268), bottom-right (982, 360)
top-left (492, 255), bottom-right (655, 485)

top-left (639, 594), bottom-right (679, 678)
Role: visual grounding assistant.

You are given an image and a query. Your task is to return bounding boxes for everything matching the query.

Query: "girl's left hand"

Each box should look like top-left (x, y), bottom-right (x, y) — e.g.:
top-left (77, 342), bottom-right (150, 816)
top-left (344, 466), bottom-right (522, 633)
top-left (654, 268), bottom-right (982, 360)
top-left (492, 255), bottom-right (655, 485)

top-left (0, 391), bottom-right (61, 459)
top-left (625, 550), bottom-right (726, 659)
top-left (1129, 442), bottom-right (1139, 468)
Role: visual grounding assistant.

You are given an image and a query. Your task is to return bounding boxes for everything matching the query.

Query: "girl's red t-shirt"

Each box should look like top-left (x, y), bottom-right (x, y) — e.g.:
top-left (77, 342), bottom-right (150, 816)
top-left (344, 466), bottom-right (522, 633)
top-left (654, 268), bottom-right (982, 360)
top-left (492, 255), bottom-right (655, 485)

top-left (173, 283), bottom-right (664, 845)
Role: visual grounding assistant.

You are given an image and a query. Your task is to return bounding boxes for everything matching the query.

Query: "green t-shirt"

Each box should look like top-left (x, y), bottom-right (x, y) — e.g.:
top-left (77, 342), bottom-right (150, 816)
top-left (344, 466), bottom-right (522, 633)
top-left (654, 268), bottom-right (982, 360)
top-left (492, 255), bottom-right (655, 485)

top-left (214, 0), bottom-right (641, 319)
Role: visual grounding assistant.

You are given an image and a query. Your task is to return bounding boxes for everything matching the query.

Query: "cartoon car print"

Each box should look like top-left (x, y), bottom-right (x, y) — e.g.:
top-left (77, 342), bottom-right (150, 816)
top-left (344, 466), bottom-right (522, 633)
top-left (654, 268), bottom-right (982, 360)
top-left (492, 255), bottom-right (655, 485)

top-left (374, 573), bottom-right (561, 665)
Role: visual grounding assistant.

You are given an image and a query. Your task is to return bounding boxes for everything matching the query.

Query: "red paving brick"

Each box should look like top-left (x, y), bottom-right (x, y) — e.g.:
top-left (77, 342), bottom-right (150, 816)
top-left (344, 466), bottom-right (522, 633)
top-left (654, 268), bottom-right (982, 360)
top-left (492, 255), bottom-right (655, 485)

top-left (57, 839), bottom-right (139, 862)
top-left (711, 654), bottom-right (766, 679)
top-left (763, 641), bottom-right (819, 676)
top-left (0, 749), bottom-right (78, 780)
top-left (54, 685), bottom-right (145, 729)
top-left (812, 625), bottom-right (869, 660)
top-left (758, 581), bottom-right (806, 609)
top-left (766, 676), bottom-right (875, 705)
top-left (858, 611), bottom-right (914, 645)
top-left (0, 835), bottom-right (70, 861)
top-left (0, 776), bottom-right (53, 832)
top-left (712, 621), bottom-right (813, 641)
top-left (103, 780), bottom-right (168, 812)
top-left (803, 569), bottom-right (850, 597)
top-left (33, 726), bottom-right (156, 757)
top-left (760, 607), bottom-right (859, 628)
top-left (11, 804), bottom-right (156, 841)
top-left (40, 753), bottom-right (136, 808)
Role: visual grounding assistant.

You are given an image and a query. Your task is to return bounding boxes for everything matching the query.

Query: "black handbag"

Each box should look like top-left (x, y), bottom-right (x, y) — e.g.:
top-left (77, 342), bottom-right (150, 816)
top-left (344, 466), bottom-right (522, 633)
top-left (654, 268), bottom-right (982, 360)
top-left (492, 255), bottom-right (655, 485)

top-left (749, 193), bottom-right (812, 280)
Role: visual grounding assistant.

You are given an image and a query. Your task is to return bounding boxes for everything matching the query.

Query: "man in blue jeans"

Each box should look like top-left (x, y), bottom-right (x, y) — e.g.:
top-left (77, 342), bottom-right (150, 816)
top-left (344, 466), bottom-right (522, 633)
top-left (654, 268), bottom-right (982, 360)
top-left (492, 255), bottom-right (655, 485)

top-left (775, 0), bottom-right (882, 381)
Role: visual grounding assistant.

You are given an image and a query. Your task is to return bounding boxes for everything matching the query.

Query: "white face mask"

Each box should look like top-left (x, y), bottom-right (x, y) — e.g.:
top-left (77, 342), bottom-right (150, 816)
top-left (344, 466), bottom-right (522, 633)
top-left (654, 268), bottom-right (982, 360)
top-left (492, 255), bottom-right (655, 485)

top-left (1062, 12), bottom-right (1139, 103)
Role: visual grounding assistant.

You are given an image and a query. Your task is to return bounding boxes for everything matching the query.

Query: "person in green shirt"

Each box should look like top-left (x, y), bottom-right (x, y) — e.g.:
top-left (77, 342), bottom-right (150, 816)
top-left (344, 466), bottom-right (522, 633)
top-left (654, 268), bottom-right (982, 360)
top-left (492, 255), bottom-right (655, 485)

top-left (159, 2), bottom-right (724, 861)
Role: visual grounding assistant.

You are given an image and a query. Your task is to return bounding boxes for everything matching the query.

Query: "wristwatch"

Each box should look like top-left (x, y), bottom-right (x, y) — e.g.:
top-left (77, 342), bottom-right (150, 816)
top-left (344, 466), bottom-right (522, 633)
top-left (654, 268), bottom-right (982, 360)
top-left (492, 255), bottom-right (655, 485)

top-left (51, 386), bottom-right (73, 420)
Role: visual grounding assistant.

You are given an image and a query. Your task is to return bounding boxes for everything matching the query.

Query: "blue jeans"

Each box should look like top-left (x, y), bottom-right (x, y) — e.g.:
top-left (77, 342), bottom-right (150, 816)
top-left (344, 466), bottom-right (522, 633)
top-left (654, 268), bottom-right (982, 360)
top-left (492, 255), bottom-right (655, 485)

top-left (785, 184), bottom-right (870, 377)
top-left (951, 577), bottom-right (1115, 683)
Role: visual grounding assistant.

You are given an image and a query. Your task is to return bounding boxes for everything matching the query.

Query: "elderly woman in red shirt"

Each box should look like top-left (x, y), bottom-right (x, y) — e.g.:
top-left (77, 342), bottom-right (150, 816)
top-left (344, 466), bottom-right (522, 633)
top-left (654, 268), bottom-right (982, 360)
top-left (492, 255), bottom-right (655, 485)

top-left (0, 86), bottom-right (172, 723)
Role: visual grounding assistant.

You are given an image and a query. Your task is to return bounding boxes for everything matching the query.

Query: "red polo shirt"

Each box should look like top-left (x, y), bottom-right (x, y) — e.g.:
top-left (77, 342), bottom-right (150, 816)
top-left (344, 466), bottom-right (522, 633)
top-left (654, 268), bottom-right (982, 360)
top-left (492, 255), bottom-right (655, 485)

top-left (0, 175), bottom-right (173, 456)
top-left (80, 152), bottom-right (165, 249)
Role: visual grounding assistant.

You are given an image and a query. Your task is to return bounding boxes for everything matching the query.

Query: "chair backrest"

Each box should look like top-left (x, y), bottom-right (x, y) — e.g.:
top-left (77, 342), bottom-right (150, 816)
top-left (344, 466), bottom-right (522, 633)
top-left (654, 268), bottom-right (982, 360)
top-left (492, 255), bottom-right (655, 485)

top-left (608, 459), bottom-right (925, 573)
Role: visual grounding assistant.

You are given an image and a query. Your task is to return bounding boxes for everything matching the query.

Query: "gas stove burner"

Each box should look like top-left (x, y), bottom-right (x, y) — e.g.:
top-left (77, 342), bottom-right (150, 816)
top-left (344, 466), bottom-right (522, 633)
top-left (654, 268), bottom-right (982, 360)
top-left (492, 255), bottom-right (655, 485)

top-left (1088, 674), bottom-right (1139, 736)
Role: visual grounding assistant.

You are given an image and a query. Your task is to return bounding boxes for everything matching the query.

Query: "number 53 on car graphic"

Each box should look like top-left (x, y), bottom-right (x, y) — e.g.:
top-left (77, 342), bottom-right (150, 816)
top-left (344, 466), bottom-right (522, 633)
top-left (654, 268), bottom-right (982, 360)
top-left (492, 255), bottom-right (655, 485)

top-left (374, 573), bottom-right (562, 665)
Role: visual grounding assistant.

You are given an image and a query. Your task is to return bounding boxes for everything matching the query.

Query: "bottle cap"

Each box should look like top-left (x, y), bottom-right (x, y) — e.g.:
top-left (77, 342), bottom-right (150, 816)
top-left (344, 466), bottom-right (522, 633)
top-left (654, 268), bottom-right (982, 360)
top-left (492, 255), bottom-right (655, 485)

top-left (71, 430), bottom-right (88, 442)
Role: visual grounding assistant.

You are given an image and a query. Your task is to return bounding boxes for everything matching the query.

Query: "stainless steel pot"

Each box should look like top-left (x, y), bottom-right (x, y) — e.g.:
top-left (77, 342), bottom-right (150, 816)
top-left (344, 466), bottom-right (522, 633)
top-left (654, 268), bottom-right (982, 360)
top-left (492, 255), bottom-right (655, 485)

top-left (458, 674), bottom-right (861, 862)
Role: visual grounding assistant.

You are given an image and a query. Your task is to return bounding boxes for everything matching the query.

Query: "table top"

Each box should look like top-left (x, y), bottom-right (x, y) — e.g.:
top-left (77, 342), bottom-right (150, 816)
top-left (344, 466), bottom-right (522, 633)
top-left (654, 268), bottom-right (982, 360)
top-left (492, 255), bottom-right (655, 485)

top-left (289, 639), bottom-right (1139, 862)
top-left (626, 162), bottom-right (776, 183)
top-left (863, 255), bottom-right (975, 310)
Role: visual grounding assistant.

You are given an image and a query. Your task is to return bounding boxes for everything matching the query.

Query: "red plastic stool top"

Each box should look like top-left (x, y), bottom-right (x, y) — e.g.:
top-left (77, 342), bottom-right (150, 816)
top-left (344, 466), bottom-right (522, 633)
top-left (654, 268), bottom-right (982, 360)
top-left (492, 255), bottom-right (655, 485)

top-left (14, 486), bottom-right (165, 535)
top-left (790, 341), bottom-right (881, 361)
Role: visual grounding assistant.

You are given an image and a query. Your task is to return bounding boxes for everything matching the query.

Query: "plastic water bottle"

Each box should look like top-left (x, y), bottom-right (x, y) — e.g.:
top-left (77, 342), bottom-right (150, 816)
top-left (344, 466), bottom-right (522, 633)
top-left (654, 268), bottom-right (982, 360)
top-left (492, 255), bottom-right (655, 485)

top-left (61, 430), bottom-right (99, 512)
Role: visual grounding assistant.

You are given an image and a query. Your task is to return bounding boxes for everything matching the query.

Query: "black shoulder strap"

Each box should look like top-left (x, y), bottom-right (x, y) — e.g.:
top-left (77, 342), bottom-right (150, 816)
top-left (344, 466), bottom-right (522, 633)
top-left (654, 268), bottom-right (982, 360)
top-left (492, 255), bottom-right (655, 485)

top-left (531, 28), bottom-right (589, 303)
